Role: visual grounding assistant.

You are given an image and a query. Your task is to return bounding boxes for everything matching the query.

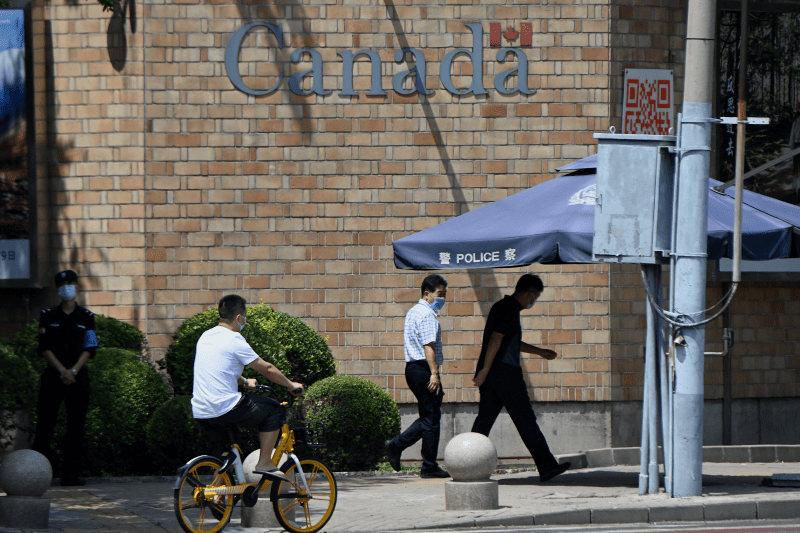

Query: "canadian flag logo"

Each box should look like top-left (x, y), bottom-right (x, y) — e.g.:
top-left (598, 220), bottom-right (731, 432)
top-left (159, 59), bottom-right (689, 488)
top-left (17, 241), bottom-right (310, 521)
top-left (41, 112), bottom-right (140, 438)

top-left (490, 23), bottom-right (532, 47)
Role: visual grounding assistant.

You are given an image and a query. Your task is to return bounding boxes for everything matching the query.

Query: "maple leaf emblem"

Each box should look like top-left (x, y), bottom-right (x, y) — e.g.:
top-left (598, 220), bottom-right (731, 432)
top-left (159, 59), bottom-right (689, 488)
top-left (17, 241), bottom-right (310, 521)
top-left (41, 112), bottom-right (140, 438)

top-left (503, 26), bottom-right (519, 42)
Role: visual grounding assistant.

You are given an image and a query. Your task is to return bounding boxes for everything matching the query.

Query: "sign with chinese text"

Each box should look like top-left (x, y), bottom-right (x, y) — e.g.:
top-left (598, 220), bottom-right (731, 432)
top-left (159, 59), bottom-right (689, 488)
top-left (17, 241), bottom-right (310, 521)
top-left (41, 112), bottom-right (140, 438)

top-left (623, 69), bottom-right (673, 135)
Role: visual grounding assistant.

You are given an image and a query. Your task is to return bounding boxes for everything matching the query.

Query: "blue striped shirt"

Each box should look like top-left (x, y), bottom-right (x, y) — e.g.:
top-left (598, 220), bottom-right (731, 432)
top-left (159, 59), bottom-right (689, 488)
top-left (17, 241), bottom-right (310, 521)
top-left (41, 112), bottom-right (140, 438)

top-left (403, 300), bottom-right (443, 365)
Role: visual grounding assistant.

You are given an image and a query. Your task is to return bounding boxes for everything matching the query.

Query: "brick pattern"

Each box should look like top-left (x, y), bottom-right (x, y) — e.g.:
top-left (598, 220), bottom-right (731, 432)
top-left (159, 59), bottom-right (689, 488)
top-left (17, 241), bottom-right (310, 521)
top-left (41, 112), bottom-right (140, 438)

top-left (608, 0), bottom-right (687, 130)
top-left (3, 0), bottom-right (794, 409)
top-left (137, 0), bottom-right (613, 404)
top-left (609, 264), bottom-right (800, 402)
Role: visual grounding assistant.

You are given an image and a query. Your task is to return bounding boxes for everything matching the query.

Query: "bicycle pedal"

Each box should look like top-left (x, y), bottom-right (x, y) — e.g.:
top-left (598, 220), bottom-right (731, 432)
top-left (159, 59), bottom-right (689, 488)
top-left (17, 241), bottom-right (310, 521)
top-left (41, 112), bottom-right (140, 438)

top-left (254, 469), bottom-right (291, 482)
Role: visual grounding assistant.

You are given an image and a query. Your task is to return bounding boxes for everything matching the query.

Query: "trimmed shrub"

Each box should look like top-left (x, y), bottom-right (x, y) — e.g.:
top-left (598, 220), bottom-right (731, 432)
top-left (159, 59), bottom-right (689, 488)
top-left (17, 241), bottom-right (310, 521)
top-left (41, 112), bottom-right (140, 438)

top-left (94, 315), bottom-right (145, 351)
top-left (50, 347), bottom-right (170, 476)
top-left (0, 342), bottom-right (37, 451)
top-left (146, 395), bottom-right (206, 473)
top-left (163, 305), bottom-right (335, 399)
top-left (297, 375), bottom-right (400, 472)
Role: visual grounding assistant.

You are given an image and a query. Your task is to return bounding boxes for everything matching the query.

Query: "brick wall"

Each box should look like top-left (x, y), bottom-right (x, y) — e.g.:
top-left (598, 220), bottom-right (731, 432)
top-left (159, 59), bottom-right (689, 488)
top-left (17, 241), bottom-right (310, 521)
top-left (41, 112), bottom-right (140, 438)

top-left (135, 0), bottom-right (614, 404)
top-left (609, 263), bottom-right (800, 402)
top-left (3, 0), bottom-right (797, 410)
top-left (609, 0), bottom-right (687, 130)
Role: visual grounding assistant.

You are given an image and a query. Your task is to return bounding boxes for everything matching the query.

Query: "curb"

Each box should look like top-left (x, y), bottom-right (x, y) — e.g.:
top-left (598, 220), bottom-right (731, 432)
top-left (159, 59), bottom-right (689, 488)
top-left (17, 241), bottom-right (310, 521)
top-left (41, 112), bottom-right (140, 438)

top-left (560, 444), bottom-right (800, 469)
top-left (414, 498), bottom-right (800, 530)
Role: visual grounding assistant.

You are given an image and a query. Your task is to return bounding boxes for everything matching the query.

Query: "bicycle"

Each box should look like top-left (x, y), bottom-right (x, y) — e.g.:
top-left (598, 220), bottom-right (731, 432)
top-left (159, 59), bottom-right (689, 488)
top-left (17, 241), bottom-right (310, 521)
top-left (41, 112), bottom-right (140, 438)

top-left (174, 384), bottom-right (337, 533)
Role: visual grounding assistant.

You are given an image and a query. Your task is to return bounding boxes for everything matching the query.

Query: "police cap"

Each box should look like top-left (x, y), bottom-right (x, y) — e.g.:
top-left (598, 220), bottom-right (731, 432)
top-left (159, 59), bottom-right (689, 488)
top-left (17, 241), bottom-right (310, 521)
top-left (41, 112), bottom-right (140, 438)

top-left (55, 270), bottom-right (78, 286)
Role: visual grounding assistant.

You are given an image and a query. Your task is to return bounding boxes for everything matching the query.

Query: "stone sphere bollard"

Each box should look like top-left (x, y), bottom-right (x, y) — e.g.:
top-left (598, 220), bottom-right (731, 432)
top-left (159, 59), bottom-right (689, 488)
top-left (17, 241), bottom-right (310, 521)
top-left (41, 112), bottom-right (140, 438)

top-left (443, 433), bottom-right (499, 510)
top-left (240, 450), bottom-right (294, 528)
top-left (0, 449), bottom-right (52, 529)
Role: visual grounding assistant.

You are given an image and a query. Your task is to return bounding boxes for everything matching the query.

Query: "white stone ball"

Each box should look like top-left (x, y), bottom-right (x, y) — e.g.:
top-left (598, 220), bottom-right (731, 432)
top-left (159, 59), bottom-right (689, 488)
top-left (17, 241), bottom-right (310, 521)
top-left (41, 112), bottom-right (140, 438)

top-left (243, 450), bottom-right (263, 484)
top-left (243, 450), bottom-right (288, 484)
top-left (0, 449), bottom-right (52, 497)
top-left (444, 432), bottom-right (497, 482)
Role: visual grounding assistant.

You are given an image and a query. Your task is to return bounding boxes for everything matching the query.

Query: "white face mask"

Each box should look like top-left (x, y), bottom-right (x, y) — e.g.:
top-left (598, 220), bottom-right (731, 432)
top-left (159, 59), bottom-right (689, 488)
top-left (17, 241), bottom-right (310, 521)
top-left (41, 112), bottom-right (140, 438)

top-left (58, 285), bottom-right (77, 301)
top-left (431, 297), bottom-right (445, 313)
top-left (525, 301), bottom-right (535, 310)
top-left (238, 316), bottom-right (247, 332)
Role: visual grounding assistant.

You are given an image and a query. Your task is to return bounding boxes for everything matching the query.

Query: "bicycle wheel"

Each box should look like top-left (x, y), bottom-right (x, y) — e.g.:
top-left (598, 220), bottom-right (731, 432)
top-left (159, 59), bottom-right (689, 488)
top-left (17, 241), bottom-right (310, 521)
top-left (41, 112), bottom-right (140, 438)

top-left (271, 456), bottom-right (337, 533)
top-left (174, 456), bottom-right (235, 533)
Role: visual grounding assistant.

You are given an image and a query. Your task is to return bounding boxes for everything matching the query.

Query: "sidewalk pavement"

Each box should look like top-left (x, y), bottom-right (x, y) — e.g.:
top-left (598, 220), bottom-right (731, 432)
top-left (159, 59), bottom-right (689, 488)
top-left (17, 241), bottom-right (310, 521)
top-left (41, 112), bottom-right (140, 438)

top-left (5, 454), bottom-right (800, 532)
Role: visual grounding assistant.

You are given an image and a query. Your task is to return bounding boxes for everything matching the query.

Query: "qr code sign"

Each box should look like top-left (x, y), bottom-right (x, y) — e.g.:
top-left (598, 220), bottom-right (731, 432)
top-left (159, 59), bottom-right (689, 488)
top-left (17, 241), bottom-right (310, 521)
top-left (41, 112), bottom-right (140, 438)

top-left (622, 69), bottom-right (673, 135)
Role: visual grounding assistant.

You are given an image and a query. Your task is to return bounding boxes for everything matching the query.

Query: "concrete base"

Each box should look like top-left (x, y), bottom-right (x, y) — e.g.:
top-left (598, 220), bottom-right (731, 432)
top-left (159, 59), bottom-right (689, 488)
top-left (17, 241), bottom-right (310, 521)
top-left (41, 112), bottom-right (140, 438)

top-left (0, 496), bottom-right (50, 529)
top-left (444, 480), bottom-right (498, 511)
top-left (241, 485), bottom-right (295, 528)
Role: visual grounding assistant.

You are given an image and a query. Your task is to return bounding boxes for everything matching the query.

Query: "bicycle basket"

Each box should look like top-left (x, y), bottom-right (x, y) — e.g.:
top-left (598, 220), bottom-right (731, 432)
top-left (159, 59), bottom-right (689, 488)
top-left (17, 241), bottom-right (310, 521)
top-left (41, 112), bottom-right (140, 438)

top-left (291, 422), bottom-right (326, 448)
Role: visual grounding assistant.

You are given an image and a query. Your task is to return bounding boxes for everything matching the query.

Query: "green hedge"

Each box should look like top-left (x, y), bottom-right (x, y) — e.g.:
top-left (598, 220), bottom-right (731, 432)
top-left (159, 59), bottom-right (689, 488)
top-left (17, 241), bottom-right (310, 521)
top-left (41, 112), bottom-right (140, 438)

top-left (49, 347), bottom-right (170, 476)
top-left (163, 305), bottom-right (335, 399)
top-left (0, 342), bottom-right (37, 451)
top-left (145, 395), bottom-right (206, 473)
top-left (297, 375), bottom-right (400, 472)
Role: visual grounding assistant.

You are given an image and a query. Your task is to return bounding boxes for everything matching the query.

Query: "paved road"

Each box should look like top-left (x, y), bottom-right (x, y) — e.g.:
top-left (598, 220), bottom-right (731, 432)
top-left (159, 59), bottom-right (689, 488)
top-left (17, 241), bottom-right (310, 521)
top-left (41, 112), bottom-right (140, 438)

top-left (4, 462), bottom-right (800, 533)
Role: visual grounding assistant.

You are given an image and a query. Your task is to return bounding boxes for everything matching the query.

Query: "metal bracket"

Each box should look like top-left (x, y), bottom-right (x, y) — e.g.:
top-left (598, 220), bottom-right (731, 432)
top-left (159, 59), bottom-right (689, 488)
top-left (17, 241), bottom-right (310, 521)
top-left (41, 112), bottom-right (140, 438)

top-left (667, 146), bottom-right (711, 154)
top-left (718, 116), bottom-right (770, 125)
top-left (681, 117), bottom-right (770, 125)
top-left (681, 117), bottom-right (723, 124)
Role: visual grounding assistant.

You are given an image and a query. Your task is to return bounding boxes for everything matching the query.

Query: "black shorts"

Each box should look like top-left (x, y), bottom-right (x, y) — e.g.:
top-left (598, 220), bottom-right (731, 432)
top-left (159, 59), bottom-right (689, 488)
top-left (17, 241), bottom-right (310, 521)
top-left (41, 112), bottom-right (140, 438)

top-left (197, 394), bottom-right (284, 449)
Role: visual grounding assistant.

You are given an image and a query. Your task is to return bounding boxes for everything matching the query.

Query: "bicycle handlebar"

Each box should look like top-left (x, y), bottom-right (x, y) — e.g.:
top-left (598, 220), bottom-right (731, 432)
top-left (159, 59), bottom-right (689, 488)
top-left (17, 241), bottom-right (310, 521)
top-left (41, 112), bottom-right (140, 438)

top-left (253, 383), bottom-right (304, 400)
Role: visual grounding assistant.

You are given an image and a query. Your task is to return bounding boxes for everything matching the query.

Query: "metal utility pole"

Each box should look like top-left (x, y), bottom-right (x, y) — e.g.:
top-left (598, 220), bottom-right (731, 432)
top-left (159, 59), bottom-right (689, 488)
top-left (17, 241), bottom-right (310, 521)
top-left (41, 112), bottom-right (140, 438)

top-left (672, 0), bottom-right (717, 497)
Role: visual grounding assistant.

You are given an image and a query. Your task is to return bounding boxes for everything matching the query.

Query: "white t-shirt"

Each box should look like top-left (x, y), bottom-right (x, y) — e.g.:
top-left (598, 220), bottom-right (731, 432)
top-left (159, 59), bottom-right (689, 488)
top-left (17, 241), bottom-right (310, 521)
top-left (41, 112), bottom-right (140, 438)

top-left (191, 325), bottom-right (259, 419)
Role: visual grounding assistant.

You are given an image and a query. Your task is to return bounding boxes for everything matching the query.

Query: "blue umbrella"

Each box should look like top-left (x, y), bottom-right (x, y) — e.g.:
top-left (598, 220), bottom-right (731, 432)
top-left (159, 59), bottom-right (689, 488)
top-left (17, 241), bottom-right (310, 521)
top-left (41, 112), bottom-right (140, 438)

top-left (392, 157), bottom-right (800, 270)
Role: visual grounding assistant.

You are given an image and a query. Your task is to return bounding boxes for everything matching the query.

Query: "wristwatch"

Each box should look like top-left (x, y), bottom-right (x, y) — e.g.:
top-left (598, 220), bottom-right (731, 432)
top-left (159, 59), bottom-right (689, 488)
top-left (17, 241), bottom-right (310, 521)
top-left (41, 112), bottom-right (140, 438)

top-left (70, 368), bottom-right (78, 375)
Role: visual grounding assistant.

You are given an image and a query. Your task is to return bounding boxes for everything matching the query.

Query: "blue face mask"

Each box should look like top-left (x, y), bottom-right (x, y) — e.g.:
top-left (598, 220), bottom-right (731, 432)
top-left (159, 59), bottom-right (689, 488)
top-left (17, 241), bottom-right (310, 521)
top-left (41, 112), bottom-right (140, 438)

top-left (431, 297), bottom-right (445, 313)
top-left (58, 285), bottom-right (77, 301)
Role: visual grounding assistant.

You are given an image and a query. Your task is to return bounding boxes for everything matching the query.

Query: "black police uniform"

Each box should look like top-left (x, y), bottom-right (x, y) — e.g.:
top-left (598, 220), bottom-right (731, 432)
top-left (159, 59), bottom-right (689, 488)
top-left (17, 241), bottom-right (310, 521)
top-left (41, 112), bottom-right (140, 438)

top-left (32, 304), bottom-right (98, 478)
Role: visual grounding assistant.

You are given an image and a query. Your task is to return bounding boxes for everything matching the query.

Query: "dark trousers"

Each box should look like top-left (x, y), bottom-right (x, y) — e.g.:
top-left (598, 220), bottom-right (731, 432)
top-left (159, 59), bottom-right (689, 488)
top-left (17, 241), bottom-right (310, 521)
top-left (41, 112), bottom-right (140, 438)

top-left (471, 368), bottom-right (558, 472)
top-left (32, 370), bottom-right (90, 478)
top-left (392, 360), bottom-right (444, 472)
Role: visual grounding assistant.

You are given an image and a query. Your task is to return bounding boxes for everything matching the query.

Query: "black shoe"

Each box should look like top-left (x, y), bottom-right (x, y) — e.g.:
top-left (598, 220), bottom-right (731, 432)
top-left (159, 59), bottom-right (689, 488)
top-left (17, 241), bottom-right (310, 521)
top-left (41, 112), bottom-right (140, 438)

top-left (61, 477), bottom-right (87, 486)
top-left (539, 462), bottom-right (571, 483)
top-left (420, 468), bottom-right (450, 479)
top-left (384, 440), bottom-right (402, 471)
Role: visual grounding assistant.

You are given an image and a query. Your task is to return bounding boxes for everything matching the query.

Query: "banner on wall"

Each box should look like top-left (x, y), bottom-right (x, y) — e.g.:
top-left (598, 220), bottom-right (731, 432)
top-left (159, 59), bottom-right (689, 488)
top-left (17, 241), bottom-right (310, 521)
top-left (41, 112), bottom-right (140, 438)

top-left (0, 9), bottom-right (30, 280)
top-left (622, 69), bottom-right (674, 136)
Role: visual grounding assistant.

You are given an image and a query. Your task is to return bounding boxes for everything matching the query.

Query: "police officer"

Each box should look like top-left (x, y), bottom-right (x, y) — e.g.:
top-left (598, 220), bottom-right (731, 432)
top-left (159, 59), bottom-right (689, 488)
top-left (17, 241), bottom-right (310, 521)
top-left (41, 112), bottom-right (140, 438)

top-left (32, 270), bottom-right (99, 486)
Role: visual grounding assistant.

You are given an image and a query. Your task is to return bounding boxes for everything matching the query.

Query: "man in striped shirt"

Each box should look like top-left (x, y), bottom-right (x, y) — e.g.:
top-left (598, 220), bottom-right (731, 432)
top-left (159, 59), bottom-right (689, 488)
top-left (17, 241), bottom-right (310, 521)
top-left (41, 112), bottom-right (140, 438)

top-left (385, 274), bottom-right (450, 478)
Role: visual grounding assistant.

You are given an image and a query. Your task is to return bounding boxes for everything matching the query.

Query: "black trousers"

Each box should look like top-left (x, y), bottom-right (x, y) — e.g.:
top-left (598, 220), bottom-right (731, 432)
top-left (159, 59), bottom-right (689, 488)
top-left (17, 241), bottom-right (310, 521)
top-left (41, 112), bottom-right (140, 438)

top-left (471, 368), bottom-right (558, 472)
top-left (32, 369), bottom-right (90, 478)
top-left (392, 360), bottom-right (444, 472)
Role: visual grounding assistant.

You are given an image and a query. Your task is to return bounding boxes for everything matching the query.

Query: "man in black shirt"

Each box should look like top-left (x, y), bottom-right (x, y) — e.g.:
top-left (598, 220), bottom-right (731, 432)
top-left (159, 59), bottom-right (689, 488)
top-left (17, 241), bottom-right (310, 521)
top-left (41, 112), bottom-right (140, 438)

top-left (32, 270), bottom-right (98, 486)
top-left (471, 274), bottom-right (571, 483)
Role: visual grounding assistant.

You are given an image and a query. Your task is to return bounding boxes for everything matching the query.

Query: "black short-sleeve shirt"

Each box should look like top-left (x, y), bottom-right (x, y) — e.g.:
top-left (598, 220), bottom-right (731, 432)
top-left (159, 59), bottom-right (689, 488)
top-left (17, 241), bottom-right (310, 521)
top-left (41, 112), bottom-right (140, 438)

top-left (37, 305), bottom-right (98, 369)
top-left (475, 295), bottom-right (523, 378)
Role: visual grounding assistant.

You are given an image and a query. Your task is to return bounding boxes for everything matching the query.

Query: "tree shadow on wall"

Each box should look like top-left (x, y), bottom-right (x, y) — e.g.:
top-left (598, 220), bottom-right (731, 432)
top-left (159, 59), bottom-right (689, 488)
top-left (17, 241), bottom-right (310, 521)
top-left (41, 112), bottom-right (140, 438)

top-left (41, 21), bottom-right (125, 322)
top-left (227, 0), bottom-right (502, 307)
top-left (108, 0), bottom-right (136, 72)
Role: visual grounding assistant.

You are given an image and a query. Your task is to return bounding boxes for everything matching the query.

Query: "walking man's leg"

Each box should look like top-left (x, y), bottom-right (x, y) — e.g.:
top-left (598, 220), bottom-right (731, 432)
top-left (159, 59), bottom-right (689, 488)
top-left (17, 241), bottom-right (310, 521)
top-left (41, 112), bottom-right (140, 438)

top-left (387, 362), bottom-right (445, 474)
top-left (498, 375), bottom-right (570, 481)
top-left (471, 385), bottom-right (504, 436)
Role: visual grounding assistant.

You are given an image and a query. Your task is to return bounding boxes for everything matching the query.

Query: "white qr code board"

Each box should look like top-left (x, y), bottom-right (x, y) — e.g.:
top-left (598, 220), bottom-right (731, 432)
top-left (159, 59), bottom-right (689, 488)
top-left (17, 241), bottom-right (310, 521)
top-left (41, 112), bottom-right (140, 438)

top-left (623, 69), bottom-right (673, 135)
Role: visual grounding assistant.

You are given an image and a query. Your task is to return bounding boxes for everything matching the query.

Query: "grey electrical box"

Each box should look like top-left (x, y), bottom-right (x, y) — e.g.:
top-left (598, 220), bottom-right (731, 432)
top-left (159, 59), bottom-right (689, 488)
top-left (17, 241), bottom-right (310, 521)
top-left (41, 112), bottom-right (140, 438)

top-left (592, 133), bottom-right (677, 264)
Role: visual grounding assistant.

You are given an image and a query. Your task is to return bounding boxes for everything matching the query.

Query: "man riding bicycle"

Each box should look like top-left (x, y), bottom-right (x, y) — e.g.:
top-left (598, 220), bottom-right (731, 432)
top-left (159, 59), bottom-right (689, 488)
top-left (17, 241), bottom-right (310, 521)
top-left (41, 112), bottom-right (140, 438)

top-left (191, 294), bottom-right (304, 478)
